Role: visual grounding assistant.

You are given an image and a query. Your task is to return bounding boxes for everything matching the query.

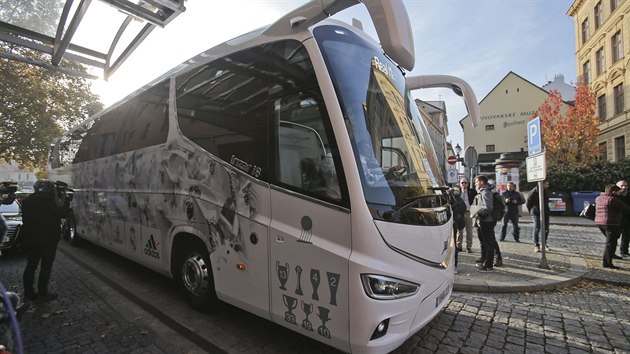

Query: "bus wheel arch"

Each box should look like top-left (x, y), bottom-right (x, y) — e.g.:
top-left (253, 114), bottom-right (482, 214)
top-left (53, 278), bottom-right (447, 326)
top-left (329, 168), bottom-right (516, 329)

top-left (171, 234), bottom-right (219, 312)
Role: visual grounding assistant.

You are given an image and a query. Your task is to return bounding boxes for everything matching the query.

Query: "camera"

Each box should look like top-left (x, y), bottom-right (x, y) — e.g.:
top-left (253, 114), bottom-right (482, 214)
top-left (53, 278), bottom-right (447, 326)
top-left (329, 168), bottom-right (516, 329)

top-left (0, 181), bottom-right (18, 205)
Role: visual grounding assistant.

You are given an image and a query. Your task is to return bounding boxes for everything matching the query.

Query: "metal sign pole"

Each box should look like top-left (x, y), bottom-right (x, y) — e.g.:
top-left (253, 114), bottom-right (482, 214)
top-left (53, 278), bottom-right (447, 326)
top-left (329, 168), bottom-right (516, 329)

top-left (538, 180), bottom-right (549, 269)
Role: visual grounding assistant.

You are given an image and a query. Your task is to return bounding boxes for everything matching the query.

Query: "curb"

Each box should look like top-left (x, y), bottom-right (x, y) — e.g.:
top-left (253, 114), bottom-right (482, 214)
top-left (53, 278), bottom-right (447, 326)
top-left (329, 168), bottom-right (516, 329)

top-left (453, 249), bottom-right (588, 293)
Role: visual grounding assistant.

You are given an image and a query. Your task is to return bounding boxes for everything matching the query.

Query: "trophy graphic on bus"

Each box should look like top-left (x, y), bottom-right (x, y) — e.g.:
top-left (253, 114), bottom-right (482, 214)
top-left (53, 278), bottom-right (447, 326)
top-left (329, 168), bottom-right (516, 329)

top-left (276, 261), bottom-right (290, 291)
top-left (283, 294), bottom-right (297, 325)
top-left (301, 300), bottom-right (313, 331)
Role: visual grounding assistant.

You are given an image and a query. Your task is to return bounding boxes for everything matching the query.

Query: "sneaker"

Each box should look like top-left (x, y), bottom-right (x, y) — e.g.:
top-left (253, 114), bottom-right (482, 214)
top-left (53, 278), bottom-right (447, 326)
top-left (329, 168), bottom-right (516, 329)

top-left (612, 254), bottom-right (623, 260)
top-left (621, 253), bottom-right (629, 258)
top-left (499, 237), bottom-right (506, 242)
top-left (494, 258), bottom-right (503, 267)
top-left (466, 248), bottom-right (473, 253)
top-left (514, 238), bottom-right (520, 243)
top-left (545, 245), bottom-right (551, 251)
top-left (534, 245), bottom-right (541, 253)
top-left (477, 265), bottom-right (494, 272)
top-left (454, 268), bottom-right (459, 274)
top-left (36, 292), bottom-right (58, 303)
top-left (456, 246), bottom-right (463, 252)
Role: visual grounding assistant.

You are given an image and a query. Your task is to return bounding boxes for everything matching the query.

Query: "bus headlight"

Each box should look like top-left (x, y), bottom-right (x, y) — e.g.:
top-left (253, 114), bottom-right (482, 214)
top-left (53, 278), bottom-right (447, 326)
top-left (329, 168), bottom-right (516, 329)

top-left (361, 274), bottom-right (419, 300)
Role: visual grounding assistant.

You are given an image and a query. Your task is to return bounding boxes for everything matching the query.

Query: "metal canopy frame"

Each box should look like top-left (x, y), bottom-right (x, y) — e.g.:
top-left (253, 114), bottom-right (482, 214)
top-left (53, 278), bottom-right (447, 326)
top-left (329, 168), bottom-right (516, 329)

top-left (0, 0), bottom-right (185, 80)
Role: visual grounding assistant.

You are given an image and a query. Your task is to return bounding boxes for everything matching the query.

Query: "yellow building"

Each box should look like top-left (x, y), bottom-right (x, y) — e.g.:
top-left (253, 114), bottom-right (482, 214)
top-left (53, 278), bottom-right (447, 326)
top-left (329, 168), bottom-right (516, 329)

top-left (568, 0), bottom-right (629, 161)
top-left (460, 72), bottom-right (573, 178)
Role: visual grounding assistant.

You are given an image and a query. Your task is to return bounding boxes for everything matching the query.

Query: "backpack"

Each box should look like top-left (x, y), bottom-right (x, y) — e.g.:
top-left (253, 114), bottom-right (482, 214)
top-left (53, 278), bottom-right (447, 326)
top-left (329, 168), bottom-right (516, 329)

top-left (490, 192), bottom-right (506, 221)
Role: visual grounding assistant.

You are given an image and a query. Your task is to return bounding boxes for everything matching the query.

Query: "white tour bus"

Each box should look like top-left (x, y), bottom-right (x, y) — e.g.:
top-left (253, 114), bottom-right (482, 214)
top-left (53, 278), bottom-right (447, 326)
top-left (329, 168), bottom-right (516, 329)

top-left (49, 1), bottom-right (480, 353)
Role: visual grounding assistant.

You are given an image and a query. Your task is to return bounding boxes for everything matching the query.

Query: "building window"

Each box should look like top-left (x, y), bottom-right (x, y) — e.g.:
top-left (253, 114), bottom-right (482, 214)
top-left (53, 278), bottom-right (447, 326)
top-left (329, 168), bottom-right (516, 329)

top-left (596, 47), bottom-right (605, 76)
top-left (612, 30), bottom-right (623, 63)
top-left (583, 61), bottom-right (591, 84)
top-left (614, 83), bottom-right (624, 115)
top-left (599, 142), bottom-right (607, 160)
top-left (485, 124), bottom-right (494, 131)
top-left (486, 145), bottom-right (495, 152)
top-left (595, 2), bottom-right (603, 29)
top-left (582, 18), bottom-right (590, 44)
top-left (598, 94), bottom-right (607, 121)
top-left (615, 135), bottom-right (626, 161)
top-left (611, 0), bottom-right (621, 12)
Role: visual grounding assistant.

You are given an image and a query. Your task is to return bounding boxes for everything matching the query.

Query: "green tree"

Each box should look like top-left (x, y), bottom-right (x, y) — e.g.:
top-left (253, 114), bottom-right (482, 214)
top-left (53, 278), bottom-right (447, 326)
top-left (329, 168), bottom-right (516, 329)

top-left (0, 46), bottom-right (103, 170)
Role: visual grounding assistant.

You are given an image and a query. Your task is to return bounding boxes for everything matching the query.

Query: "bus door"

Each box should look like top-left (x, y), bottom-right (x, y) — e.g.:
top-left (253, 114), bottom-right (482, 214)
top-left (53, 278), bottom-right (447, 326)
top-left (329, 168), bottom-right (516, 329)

top-left (268, 94), bottom-right (352, 352)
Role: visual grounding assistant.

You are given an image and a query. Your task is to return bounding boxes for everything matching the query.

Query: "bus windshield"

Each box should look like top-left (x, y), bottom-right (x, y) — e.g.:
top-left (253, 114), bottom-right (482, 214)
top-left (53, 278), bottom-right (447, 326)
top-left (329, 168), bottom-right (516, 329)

top-left (315, 25), bottom-right (446, 223)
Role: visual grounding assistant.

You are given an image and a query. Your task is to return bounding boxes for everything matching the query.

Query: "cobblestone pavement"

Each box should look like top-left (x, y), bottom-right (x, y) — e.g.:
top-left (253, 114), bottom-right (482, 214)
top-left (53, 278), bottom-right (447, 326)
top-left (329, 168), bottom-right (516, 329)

top-left (0, 250), bottom-right (203, 354)
top-left (0, 221), bottom-right (628, 353)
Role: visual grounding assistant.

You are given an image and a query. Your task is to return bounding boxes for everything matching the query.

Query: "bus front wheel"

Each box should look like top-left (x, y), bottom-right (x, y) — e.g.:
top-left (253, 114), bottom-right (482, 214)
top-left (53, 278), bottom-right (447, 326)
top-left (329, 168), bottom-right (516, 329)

top-left (174, 240), bottom-right (219, 312)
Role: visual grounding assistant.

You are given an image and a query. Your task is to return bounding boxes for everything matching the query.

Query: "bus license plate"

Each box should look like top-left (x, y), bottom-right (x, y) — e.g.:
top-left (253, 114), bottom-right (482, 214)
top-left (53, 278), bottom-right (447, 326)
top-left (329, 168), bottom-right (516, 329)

top-left (435, 284), bottom-right (451, 308)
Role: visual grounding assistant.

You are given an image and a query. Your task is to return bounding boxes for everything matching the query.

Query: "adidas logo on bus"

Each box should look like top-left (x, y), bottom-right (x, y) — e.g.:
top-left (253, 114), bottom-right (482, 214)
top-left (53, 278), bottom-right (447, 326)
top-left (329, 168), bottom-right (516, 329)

top-left (144, 235), bottom-right (160, 259)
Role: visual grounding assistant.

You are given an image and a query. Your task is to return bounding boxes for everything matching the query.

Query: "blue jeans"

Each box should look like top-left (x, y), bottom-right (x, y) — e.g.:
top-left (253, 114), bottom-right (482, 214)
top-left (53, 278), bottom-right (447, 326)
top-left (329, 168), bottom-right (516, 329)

top-left (531, 212), bottom-right (549, 246)
top-left (500, 212), bottom-right (520, 240)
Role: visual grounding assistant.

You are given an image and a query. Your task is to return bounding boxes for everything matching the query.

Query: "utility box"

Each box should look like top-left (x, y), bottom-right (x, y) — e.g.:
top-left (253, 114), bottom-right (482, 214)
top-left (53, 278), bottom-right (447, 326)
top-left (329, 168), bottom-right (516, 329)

top-left (571, 191), bottom-right (600, 214)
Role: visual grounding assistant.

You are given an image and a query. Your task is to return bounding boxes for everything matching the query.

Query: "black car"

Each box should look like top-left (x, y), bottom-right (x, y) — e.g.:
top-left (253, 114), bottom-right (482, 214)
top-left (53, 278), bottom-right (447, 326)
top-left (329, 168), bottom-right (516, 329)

top-left (0, 199), bottom-right (23, 254)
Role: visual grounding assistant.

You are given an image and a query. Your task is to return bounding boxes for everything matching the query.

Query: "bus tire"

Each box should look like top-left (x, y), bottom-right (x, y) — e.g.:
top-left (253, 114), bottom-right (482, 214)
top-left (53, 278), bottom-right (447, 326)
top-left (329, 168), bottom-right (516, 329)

top-left (174, 239), bottom-right (219, 312)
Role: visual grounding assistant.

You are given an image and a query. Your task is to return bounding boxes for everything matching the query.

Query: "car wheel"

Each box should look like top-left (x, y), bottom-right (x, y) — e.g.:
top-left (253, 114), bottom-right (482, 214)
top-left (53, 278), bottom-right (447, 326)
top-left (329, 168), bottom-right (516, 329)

top-left (174, 239), bottom-right (219, 312)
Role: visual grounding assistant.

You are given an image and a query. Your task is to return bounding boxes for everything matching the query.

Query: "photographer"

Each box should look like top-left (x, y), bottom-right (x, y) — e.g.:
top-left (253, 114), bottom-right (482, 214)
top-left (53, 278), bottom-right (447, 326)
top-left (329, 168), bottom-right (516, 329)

top-left (21, 180), bottom-right (70, 303)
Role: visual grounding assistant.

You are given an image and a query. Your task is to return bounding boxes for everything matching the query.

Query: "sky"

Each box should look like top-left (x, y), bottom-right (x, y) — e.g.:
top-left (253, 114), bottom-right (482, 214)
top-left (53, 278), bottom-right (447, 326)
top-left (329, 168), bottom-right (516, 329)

top-left (89, 0), bottom-right (578, 150)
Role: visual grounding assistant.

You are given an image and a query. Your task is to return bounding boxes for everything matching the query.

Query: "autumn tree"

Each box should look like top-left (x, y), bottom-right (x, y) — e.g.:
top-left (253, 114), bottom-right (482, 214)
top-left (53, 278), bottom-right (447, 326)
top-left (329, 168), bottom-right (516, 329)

top-left (0, 0), bottom-right (103, 170)
top-left (534, 80), bottom-right (599, 166)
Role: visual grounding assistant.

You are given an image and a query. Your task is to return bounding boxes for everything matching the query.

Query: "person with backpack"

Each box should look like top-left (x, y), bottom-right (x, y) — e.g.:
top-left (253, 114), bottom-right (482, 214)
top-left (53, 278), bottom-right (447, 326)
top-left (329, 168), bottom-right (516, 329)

top-left (469, 175), bottom-right (498, 271)
top-left (500, 182), bottom-right (524, 242)
top-left (526, 180), bottom-right (550, 253)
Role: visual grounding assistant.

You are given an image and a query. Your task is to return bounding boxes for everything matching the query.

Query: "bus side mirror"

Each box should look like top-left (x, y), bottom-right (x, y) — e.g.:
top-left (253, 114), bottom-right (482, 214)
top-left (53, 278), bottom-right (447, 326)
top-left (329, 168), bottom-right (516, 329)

top-left (406, 75), bottom-right (481, 127)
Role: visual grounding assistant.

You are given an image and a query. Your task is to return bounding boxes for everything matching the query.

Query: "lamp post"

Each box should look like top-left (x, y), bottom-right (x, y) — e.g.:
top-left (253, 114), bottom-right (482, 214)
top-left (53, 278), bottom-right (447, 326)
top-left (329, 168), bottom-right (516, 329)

top-left (454, 143), bottom-right (462, 177)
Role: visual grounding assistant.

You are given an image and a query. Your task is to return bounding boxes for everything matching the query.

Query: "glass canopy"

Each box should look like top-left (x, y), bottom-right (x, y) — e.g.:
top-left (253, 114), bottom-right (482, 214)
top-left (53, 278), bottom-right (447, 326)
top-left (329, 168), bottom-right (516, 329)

top-left (0, 0), bottom-right (185, 79)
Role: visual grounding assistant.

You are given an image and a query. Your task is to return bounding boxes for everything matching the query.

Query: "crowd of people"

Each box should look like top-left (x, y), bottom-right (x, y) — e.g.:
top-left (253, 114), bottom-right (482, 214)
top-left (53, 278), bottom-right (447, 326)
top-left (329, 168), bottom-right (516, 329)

top-left (451, 177), bottom-right (630, 272)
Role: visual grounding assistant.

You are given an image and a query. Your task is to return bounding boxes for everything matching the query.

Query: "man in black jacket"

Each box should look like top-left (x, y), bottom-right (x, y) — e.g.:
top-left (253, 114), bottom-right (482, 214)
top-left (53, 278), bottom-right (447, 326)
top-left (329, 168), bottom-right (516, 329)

top-left (526, 180), bottom-right (550, 253)
top-left (22, 180), bottom-right (69, 302)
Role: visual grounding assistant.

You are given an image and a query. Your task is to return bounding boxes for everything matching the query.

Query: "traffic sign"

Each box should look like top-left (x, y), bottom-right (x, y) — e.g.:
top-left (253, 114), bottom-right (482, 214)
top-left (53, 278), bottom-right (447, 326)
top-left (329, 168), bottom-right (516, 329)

top-left (527, 116), bottom-right (542, 156)
top-left (464, 146), bottom-right (478, 167)
top-left (447, 169), bottom-right (458, 183)
top-left (526, 152), bottom-right (546, 182)
top-left (447, 155), bottom-right (457, 165)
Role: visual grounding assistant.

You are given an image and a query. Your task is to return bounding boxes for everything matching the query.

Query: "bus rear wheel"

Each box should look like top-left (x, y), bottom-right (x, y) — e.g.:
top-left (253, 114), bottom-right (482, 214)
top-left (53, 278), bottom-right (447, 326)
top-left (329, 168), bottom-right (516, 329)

top-left (175, 240), bottom-right (219, 312)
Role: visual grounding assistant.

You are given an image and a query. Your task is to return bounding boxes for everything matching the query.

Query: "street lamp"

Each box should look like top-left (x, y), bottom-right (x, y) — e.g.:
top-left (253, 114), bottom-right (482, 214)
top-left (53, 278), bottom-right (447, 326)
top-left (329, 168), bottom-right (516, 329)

top-left (454, 143), bottom-right (461, 157)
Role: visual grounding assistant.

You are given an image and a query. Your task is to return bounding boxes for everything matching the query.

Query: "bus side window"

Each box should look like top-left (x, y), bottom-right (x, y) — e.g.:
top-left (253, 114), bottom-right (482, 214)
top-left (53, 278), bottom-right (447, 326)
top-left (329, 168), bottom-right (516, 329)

top-left (116, 80), bottom-right (169, 154)
top-left (275, 96), bottom-right (341, 202)
top-left (175, 47), bottom-right (270, 181)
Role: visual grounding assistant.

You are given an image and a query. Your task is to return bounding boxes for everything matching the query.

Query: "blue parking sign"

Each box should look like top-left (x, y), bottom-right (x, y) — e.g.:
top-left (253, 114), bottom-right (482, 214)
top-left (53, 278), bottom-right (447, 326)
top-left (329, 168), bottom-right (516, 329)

top-left (527, 117), bottom-right (542, 156)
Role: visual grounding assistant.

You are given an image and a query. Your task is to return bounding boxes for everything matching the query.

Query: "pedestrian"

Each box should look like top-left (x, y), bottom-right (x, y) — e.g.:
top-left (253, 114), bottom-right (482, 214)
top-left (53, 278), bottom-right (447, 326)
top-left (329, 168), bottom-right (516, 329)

top-left (616, 180), bottom-right (630, 258)
top-left (22, 180), bottom-right (69, 302)
top-left (470, 175), bottom-right (496, 271)
top-left (526, 180), bottom-right (550, 253)
top-left (457, 177), bottom-right (477, 253)
top-left (594, 184), bottom-right (630, 269)
top-left (500, 182), bottom-right (524, 242)
top-left (451, 186), bottom-right (466, 272)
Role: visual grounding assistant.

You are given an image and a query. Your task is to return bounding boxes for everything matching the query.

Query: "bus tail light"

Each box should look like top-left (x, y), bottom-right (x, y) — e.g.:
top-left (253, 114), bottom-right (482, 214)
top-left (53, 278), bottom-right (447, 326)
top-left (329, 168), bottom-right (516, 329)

top-left (361, 274), bottom-right (419, 300)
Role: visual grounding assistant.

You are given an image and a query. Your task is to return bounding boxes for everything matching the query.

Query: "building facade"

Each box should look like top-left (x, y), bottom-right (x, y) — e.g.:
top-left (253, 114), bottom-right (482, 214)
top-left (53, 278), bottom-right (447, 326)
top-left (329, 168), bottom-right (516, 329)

top-left (569, 0), bottom-right (630, 162)
top-left (459, 72), bottom-right (574, 178)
